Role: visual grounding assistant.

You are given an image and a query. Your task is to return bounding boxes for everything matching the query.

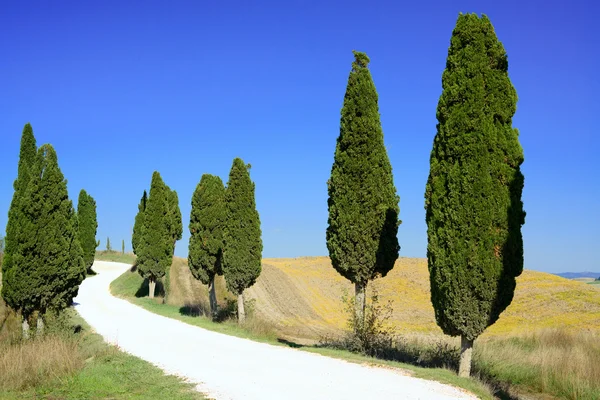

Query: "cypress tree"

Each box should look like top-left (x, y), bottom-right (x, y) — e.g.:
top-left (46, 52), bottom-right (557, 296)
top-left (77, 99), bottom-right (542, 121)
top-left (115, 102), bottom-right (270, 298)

top-left (77, 189), bottom-right (98, 273)
top-left (137, 171), bottom-right (172, 298)
top-left (166, 188), bottom-right (182, 253)
top-left (0, 236), bottom-right (4, 269)
top-left (223, 158), bottom-right (262, 323)
top-left (188, 174), bottom-right (226, 320)
top-left (132, 190), bottom-right (147, 256)
top-left (425, 14), bottom-right (525, 377)
top-left (326, 51), bottom-right (400, 326)
top-left (5, 145), bottom-right (85, 334)
top-left (106, 237), bottom-right (111, 252)
top-left (2, 123), bottom-right (37, 337)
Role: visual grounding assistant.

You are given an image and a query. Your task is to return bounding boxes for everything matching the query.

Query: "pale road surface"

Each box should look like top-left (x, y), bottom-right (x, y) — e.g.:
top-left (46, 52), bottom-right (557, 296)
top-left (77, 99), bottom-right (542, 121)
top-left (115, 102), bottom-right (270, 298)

top-left (74, 261), bottom-right (478, 400)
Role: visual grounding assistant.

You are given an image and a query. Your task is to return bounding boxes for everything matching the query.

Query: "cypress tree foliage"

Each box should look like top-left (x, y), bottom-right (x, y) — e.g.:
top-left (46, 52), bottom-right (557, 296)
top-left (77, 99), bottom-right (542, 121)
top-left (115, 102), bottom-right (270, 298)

top-left (425, 14), bottom-right (525, 377)
top-left (106, 237), bottom-right (111, 252)
top-left (188, 174), bottom-right (226, 320)
top-left (163, 186), bottom-right (181, 302)
top-left (2, 123), bottom-right (37, 336)
top-left (132, 190), bottom-right (148, 256)
top-left (166, 187), bottom-right (182, 258)
top-left (137, 171), bottom-right (172, 298)
top-left (122, 239), bottom-right (125, 255)
top-left (77, 189), bottom-right (98, 273)
top-left (0, 236), bottom-right (4, 269)
top-left (326, 51), bottom-right (400, 327)
top-left (223, 158), bottom-right (262, 323)
top-left (4, 145), bottom-right (85, 335)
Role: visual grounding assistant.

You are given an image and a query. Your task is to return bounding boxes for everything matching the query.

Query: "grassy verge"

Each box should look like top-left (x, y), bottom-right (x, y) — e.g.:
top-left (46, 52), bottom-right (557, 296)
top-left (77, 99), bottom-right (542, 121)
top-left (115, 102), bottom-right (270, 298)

top-left (95, 250), bottom-right (136, 264)
top-left (110, 268), bottom-right (493, 399)
top-left (0, 303), bottom-right (205, 399)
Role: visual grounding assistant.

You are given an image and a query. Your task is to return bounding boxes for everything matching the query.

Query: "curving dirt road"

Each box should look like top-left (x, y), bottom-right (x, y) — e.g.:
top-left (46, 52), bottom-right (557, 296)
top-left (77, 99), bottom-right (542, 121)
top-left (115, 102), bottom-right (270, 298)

top-left (74, 261), bottom-right (477, 400)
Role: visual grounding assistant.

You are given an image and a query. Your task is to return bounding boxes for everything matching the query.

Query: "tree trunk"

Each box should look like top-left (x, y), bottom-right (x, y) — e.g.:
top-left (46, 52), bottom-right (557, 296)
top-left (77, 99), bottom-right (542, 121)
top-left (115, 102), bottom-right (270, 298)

top-left (22, 315), bottom-right (30, 339)
top-left (354, 281), bottom-right (366, 328)
top-left (36, 314), bottom-right (44, 336)
top-left (149, 278), bottom-right (156, 299)
top-left (458, 335), bottom-right (474, 377)
top-left (237, 291), bottom-right (245, 324)
top-left (209, 276), bottom-right (218, 321)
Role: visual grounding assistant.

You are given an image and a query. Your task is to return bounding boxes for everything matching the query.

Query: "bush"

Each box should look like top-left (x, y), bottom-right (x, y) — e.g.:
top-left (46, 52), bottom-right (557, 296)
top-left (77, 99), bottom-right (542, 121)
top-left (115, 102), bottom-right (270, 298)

top-left (321, 288), bottom-right (396, 357)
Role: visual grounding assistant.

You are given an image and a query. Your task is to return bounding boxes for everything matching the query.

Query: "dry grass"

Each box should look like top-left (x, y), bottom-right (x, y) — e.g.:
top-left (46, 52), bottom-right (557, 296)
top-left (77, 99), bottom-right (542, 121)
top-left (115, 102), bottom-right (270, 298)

top-left (167, 255), bottom-right (600, 341)
top-left (241, 257), bottom-right (600, 340)
top-left (0, 335), bottom-right (84, 391)
top-left (475, 329), bottom-right (600, 399)
top-left (0, 291), bottom-right (83, 391)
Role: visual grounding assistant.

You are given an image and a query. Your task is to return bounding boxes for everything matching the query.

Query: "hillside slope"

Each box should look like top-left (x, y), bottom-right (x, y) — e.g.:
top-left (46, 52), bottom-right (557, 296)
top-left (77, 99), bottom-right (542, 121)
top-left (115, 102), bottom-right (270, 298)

top-left (166, 256), bottom-right (600, 340)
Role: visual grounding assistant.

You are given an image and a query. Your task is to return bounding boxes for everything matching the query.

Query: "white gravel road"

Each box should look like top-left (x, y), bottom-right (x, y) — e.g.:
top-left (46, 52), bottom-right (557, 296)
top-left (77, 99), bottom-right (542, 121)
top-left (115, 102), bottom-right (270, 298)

top-left (74, 261), bottom-right (478, 400)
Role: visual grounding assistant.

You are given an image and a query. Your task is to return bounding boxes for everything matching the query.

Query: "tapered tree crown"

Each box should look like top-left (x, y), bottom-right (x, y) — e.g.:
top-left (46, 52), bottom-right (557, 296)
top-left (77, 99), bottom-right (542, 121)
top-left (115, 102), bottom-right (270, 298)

top-left (132, 190), bottom-right (147, 256)
top-left (188, 174), bottom-right (226, 285)
top-left (137, 171), bottom-right (173, 280)
top-left (223, 158), bottom-right (262, 295)
top-left (326, 51), bottom-right (400, 285)
top-left (425, 14), bottom-right (525, 341)
top-left (77, 189), bottom-right (98, 270)
top-left (2, 123), bottom-right (38, 310)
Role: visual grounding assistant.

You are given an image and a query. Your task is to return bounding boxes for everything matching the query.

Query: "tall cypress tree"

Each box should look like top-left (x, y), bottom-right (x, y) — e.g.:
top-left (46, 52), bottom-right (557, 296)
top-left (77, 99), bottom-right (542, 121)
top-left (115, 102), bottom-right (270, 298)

top-left (77, 189), bottom-right (98, 273)
top-left (6, 145), bottom-right (85, 333)
top-left (223, 158), bottom-right (262, 323)
top-left (2, 123), bottom-right (37, 336)
top-left (166, 188), bottom-right (182, 253)
top-left (188, 174), bottom-right (226, 320)
top-left (132, 190), bottom-right (147, 256)
top-left (137, 171), bottom-right (172, 298)
top-left (326, 51), bottom-right (400, 326)
top-left (425, 14), bottom-right (525, 377)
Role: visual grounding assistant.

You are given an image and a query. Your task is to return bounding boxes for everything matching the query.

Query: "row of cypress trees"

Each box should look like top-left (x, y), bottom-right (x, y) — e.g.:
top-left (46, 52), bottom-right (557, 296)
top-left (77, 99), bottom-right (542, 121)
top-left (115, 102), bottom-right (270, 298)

top-left (1, 124), bottom-right (99, 338)
top-left (131, 158), bottom-right (262, 323)
top-left (326, 14), bottom-right (525, 377)
top-left (188, 158), bottom-right (262, 323)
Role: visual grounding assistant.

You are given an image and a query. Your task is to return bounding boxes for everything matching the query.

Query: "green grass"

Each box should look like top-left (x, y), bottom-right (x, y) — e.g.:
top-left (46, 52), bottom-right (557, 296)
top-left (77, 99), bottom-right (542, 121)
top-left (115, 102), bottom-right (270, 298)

top-left (110, 268), bottom-right (493, 399)
top-left (0, 309), bottom-right (205, 399)
top-left (95, 250), bottom-right (136, 264)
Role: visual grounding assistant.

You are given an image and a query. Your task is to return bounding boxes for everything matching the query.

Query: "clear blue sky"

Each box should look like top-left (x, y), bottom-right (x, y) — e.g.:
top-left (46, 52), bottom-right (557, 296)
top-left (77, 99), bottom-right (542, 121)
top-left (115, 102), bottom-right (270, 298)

top-left (1, 1), bottom-right (598, 273)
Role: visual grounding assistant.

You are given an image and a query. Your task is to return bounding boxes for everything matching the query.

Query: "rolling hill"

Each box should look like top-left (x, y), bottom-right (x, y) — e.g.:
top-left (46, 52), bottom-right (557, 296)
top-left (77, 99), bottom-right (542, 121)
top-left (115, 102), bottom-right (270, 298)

top-left (163, 256), bottom-right (600, 341)
top-left (555, 271), bottom-right (600, 279)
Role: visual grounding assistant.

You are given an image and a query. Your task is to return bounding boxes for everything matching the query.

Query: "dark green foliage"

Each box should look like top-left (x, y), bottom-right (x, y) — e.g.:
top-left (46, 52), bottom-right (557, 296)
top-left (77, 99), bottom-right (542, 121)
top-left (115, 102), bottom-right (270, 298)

top-left (122, 239), bottom-right (125, 254)
top-left (166, 189), bottom-right (182, 252)
top-left (188, 174), bottom-right (226, 285)
top-left (137, 172), bottom-right (172, 282)
top-left (3, 145), bottom-right (85, 315)
top-left (132, 190), bottom-right (147, 256)
top-left (106, 237), bottom-right (111, 252)
top-left (425, 14), bottom-right (525, 342)
top-left (223, 158), bottom-right (262, 295)
top-left (77, 189), bottom-right (98, 271)
top-left (326, 51), bottom-right (400, 285)
top-left (2, 123), bottom-right (37, 311)
top-left (0, 236), bottom-right (4, 269)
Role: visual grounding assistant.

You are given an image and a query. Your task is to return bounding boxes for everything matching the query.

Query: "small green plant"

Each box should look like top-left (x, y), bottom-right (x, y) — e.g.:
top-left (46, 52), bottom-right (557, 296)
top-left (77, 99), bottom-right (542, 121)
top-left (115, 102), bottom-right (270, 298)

top-left (322, 288), bottom-right (396, 358)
